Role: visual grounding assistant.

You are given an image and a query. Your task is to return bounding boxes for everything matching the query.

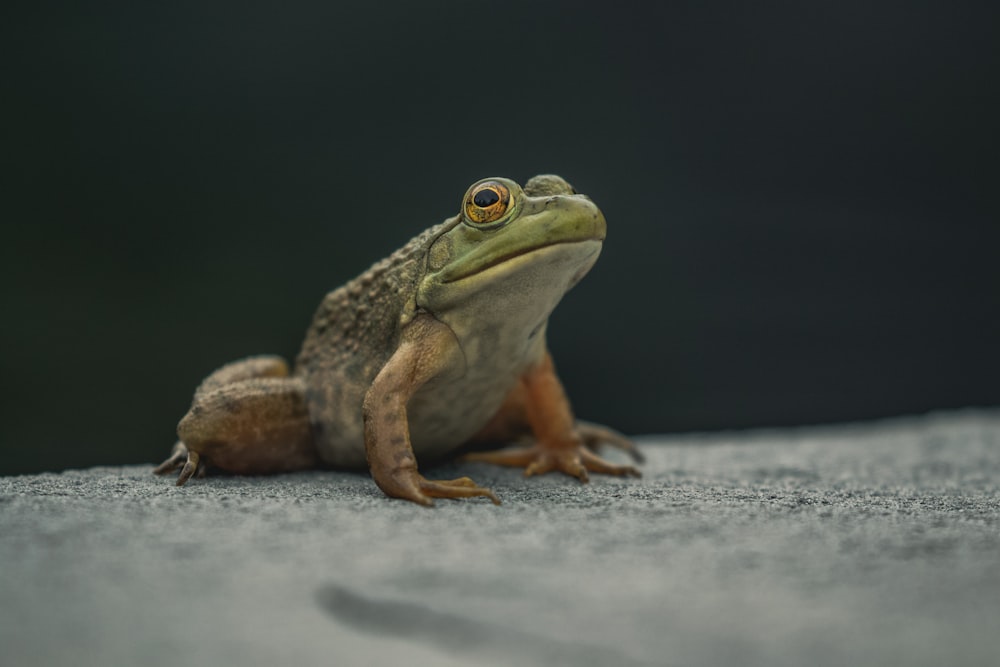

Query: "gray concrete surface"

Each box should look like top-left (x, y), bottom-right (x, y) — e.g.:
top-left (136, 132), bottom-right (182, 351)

top-left (2, 409), bottom-right (999, 667)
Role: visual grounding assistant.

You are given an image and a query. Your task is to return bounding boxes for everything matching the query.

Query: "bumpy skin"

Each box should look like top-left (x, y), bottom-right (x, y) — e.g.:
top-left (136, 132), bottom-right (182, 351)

top-left (157, 175), bottom-right (640, 505)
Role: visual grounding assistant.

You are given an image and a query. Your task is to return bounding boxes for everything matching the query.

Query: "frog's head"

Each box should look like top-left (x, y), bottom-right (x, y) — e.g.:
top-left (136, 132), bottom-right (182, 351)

top-left (417, 174), bottom-right (606, 320)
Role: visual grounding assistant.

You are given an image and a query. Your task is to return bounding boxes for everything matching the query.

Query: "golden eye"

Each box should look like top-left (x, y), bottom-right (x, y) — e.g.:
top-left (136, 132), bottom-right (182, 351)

top-left (464, 181), bottom-right (511, 225)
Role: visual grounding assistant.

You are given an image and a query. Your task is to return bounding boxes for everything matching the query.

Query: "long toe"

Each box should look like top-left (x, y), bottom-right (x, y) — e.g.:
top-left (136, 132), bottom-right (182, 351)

top-left (176, 450), bottom-right (202, 486)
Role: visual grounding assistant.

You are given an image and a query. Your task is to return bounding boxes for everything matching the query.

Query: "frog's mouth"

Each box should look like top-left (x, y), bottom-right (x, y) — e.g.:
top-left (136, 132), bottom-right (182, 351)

top-left (438, 196), bottom-right (607, 284)
top-left (439, 238), bottom-right (603, 284)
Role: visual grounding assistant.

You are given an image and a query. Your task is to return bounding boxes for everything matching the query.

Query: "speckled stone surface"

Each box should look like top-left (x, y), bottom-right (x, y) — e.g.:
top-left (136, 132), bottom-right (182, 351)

top-left (2, 410), bottom-right (999, 667)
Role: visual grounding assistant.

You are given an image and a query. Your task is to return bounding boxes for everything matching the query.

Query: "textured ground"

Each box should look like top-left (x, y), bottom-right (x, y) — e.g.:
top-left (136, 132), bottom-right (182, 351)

top-left (2, 409), bottom-right (999, 667)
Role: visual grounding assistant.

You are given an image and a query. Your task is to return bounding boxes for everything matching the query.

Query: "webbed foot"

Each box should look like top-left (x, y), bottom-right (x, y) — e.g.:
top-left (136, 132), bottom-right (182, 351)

top-left (462, 437), bottom-right (641, 482)
top-left (577, 420), bottom-right (645, 464)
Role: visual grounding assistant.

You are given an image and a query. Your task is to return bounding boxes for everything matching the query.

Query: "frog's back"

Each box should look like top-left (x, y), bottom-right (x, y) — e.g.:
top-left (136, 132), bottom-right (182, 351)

top-left (294, 218), bottom-right (458, 467)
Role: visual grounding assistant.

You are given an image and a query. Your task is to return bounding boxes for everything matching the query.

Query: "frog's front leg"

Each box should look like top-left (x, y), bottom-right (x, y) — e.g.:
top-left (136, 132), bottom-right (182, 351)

top-left (155, 355), bottom-right (319, 485)
top-left (363, 314), bottom-right (500, 506)
top-left (463, 352), bottom-right (641, 480)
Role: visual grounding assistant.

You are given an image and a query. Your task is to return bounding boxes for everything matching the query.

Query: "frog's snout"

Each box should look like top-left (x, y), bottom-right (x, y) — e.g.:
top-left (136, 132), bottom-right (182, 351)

top-left (540, 194), bottom-right (607, 243)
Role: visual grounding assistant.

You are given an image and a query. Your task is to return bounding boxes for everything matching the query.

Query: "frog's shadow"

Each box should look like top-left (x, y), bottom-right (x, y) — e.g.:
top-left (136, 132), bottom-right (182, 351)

top-left (314, 584), bottom-right (658, 667)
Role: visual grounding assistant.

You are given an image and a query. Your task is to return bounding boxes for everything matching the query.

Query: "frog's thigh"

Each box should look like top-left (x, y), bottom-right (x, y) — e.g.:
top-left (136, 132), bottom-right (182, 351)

top-left (178, 376), bottom-right (319, 475)
top-left (193, 355), bottom-right (290, 399)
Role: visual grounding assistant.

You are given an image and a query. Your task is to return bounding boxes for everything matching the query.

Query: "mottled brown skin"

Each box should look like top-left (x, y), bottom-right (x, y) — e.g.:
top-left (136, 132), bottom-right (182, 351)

top-left (157, 174), bottom-right (640, 505)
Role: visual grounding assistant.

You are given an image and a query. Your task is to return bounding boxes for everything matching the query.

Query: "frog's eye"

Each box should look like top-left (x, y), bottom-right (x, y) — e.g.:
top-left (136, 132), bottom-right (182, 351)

top-left (464, 181), bottom-right (511, 226)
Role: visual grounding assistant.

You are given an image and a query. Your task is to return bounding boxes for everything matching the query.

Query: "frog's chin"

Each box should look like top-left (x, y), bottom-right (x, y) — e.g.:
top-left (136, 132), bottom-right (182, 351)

top-left (418, 240), bottom-right (602, 313)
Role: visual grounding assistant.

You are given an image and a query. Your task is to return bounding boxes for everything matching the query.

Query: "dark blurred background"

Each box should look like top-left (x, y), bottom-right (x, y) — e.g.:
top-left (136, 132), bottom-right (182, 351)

top-left (3, 1), bottom-right (998, 475)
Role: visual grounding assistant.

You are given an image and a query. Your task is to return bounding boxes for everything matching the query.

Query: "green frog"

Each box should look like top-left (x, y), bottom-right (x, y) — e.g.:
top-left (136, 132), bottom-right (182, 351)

top-left (156, 174), bottom-right (640, 505)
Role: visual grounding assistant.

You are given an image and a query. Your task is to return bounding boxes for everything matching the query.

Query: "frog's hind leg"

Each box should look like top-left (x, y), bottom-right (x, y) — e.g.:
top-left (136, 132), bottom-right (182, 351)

top-left (153, 441), bottom-right (207, 479)
top-left (155, 356), bottom-right (320, 485)
top-left (467, 386), bottom-right (644, 464)
top-left (463, 352), bottom-right (641, 479)
top-left (192, 354), bottom-right (292, 398)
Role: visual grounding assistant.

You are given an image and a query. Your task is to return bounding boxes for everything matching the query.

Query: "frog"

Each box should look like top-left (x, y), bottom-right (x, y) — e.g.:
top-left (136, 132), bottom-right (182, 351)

top-left (155, 174), bottom-right (641, 505)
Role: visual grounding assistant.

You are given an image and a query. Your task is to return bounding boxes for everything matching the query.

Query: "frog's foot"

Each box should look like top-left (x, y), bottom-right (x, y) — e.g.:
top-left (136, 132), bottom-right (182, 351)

top-left (577, 420), bottom-right (645, 464)
top-left (463, 440), bottom-right (641, 482)
top-left (375, 466), bottom-right (501, 507)
top-left (153, 441), bottom-right (207, 485)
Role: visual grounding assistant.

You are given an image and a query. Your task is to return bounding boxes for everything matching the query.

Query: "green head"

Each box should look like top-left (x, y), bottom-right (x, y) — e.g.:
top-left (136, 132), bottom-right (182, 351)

top-left (417, 174), bottom-right (607, 318)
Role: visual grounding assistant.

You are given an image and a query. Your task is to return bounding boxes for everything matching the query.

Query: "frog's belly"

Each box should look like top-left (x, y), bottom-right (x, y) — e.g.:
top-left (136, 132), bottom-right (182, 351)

top-left (309, 359), bottom-right (527, 469)
top-left (406, 370), bottom-right (520, 460)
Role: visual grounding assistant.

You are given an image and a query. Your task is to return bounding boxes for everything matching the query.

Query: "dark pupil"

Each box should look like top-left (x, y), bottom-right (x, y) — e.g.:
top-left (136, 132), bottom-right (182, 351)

top-left (473, 189), bottom-right (500, 208)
